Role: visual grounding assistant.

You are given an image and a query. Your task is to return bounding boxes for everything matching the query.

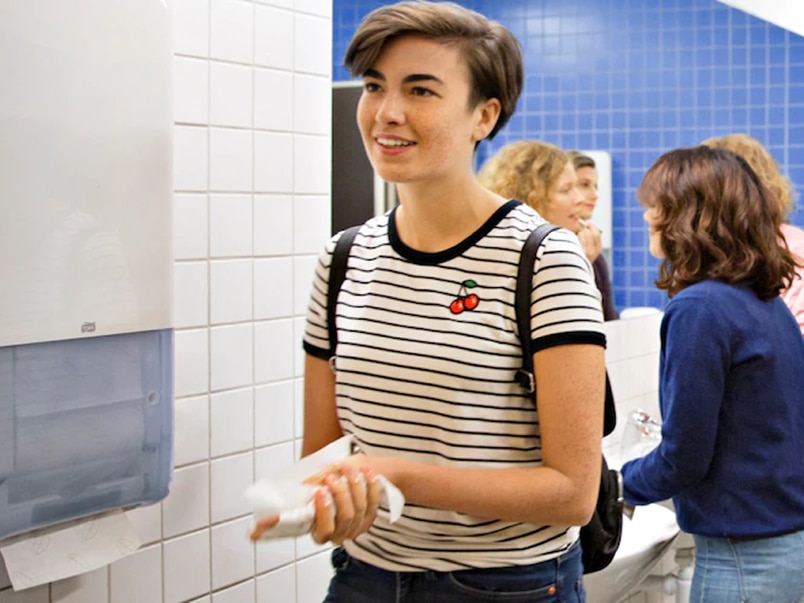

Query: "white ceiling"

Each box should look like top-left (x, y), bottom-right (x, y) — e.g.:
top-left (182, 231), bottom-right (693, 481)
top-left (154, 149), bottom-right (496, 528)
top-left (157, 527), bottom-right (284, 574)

top-left (716, 0), bottom-right (804, 38)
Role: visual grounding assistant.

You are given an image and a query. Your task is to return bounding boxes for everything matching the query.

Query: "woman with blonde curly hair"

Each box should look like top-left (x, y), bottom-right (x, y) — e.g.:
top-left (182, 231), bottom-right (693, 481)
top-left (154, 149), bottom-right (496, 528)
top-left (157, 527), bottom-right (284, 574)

top-left (478, 141), bottom-right (617, 319)
top-left (702, 133), bottom-right (804, 334)
top-left (478, 140), bottom-right (583, 234)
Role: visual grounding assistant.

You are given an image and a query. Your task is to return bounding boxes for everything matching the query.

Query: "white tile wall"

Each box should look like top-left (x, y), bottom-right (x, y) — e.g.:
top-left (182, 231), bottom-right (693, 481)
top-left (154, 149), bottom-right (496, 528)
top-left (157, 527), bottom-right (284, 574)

top-left (0, 1), bottom-right (332, 601)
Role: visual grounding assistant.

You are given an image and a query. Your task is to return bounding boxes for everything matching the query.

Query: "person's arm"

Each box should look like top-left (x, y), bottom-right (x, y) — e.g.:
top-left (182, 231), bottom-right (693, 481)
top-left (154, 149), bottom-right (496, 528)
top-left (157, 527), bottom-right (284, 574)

top-left (621, 297), bottom-right (726, 505)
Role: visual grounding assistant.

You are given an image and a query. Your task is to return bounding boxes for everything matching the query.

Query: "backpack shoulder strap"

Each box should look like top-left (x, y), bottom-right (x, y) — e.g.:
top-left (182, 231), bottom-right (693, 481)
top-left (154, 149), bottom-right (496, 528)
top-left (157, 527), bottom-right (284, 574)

top-left (515, 223), bottom-right (560, 393)
top-left (514, 223), bottom-right (617, 435)
top-left (327, 225), bottom-right (361, 357)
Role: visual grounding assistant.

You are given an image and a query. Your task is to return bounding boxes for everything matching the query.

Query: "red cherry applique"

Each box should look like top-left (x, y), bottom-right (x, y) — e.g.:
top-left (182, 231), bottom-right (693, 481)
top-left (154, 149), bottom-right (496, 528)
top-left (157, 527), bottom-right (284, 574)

top-left (449, 280), bottom-right (480, 314)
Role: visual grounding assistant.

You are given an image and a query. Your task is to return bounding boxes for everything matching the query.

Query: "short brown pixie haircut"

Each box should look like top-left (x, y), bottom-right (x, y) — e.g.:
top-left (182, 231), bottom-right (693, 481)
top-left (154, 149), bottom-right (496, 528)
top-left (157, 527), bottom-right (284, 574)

top-left (344, 0), bottom-right (523, 140)
top-left (637, 145), bottom-right (797, 300)
top-left (477, 140), bottom-right (569, 215)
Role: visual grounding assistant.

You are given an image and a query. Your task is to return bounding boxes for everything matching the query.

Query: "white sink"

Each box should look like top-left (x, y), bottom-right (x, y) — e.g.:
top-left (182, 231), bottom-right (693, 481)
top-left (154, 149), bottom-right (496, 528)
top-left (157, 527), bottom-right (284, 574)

top-left (583, 497), bottom-right (680, 603)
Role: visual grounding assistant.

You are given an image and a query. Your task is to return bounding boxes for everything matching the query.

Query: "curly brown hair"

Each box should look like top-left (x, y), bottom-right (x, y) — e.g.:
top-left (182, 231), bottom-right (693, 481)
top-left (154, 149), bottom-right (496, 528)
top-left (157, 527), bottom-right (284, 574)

top-left (637, 146), bottom-right (796, 300)
top-left (701, 133), bottom-right (795, 218)
top-left (477, 140), bottom-right (568, 214)
top-left (344, 1), bottom-right (523, 140)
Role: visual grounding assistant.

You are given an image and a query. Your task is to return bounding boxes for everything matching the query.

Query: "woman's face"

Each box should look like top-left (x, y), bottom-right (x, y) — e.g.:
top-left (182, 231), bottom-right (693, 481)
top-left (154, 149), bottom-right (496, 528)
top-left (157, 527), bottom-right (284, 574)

top-left (356, 36), bottom-right (499, 187)
top-left (575, 165), bottom-right (598, 221)
top-left (543, 163), bottom-right (584, 232)
top-left (644, 207), bottom-right (664, 258)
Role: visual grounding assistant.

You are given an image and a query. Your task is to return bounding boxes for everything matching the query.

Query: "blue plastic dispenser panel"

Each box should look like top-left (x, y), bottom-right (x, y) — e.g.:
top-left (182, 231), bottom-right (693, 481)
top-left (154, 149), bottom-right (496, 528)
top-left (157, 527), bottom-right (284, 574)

top-left (0, 329), bottom-right (173, 541)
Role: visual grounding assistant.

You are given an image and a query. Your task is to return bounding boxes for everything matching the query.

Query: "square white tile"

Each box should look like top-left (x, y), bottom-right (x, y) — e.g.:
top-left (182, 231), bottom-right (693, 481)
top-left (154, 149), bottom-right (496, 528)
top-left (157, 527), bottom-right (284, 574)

top-left (210, 194), bottom-right (253, 258)
top-left (174, 261), bottom-right (209, 328)
top-left (210, 517), bottom-right (255, 590)
top-left (0, 585), bottom-right (49, 603)
top-left (211, 387), bottom-right (255, 457)
top-left (293, 254), bottom-right (319, 316)
top-left (174, 394), bottom-right (210, 467)
top-left (212, 579), bottom-right (255, 603)
top-left (254, 319), bottom-right (296, 383)
top-left (210, 324), bottom-right (253, 391)
top-left (163, 462), bottom-right (210, 538)
top-left (210, 61), bottom-right (253, 128)
top-left (163, 530), bottom-right (211, 603)
top-left (293, 14), bottom-right (331, 76)
top-left (174, 56), bottom-right (209, 124)
top-left (210, 259), bottom-right (253, 324)
top-left (174, 125), bottom-right (209, 192)
top-left (254, 257), bottom-right (294, 319)
top-left (254, 6), bottom-right (294, 70)
top-left (174, 328), bottom-right (210, 397)
top-left (254, 194), bottom-right (294, 256)
top-left (254, 131), bottom-right (294, 193)
top-left (293, 135), bottom-right (330, 195)
top-left (293, 74), bottom-right (331, 135)
top-left (296, 550), bottom-right (334, 603)
top-left (256, 564), bottom-right (296, 603)
top-left (110, 544), bottom-right (162, 603)
top-left (293, 195), bottom-right (331, 254)
top-left (210, 0), bottom-right (254, 64)
top-left (173, 0), bottom-right (210, 58)
top-left (209, 128), bottom-right (253, 192)
top-left (255, 536), bottom-right (296, 574)
top-left (210, 452), bottom-right (254, 523)
top-left (254, 68), bottom-right (293, 132)
top-left (295, 0), bottom-right (332, 18)
top-left (173, 193), bottom-right (209, 260)
top-left (254, 380), bottom-right (295, 446)
top-left (210, 324), bottom-right (253, 390)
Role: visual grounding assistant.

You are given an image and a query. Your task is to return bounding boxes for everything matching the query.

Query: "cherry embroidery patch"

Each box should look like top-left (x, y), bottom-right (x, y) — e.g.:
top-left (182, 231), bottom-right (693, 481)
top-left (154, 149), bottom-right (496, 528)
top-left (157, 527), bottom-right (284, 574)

top-left (449, 280), bottom-right (480, 314)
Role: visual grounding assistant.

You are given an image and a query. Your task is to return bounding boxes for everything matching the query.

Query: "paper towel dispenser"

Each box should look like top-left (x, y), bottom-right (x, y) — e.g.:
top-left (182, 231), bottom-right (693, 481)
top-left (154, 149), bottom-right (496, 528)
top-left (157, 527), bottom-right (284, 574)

top-left (0, 0), bottom-right (174, 541)
top-left (0, 330), bottom-right (173, 541)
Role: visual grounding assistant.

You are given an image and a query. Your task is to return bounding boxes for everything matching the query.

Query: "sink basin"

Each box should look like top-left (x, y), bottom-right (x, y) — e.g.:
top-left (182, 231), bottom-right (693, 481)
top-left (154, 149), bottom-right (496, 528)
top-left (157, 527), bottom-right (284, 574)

top-left (583, 503), bottom-right (680, 603)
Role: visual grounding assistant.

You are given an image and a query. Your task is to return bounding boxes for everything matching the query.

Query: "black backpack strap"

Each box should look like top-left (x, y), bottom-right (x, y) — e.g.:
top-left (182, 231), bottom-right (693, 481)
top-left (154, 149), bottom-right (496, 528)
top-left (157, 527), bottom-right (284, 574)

top-left (515, 223), bottom-right (560, 393)
top-left (327, 225), bottom-right (361, 360)
top-left (514, 223), bottom-right (617, 436)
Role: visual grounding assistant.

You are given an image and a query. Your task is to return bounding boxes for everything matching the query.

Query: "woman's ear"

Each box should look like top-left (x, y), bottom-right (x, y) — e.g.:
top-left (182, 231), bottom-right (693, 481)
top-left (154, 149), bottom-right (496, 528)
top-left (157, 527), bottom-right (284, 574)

top-left (472, 98), bottom-right (502, 143)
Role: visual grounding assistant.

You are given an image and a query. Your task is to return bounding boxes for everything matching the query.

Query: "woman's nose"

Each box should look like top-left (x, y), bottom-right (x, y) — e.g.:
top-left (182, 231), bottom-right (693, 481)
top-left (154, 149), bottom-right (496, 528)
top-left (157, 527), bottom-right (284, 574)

top-left (376, 91), bottom-right (404, 125)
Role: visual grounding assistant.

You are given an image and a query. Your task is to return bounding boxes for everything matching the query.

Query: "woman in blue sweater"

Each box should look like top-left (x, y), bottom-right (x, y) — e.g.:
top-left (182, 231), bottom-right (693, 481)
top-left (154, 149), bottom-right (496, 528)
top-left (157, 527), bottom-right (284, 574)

top-left (621, 146), bottom-right (804, 602)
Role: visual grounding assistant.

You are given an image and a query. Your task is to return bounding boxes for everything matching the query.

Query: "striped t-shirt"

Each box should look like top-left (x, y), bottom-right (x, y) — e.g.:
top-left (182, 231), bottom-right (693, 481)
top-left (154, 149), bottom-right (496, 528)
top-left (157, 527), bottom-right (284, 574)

top-left (303, 200), bottom-right (606, 571)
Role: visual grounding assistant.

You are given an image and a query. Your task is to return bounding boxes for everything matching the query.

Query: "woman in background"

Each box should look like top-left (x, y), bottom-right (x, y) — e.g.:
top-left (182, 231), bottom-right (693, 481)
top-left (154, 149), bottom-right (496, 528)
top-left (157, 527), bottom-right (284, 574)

top-left (702, 133), bottom-right (804, 335)
top-left (566, 151), bottom-right (618, 321)
top-left (620, 145), bottom-right (804, 603)
top-left (477, 141), bottom-right (610, 318)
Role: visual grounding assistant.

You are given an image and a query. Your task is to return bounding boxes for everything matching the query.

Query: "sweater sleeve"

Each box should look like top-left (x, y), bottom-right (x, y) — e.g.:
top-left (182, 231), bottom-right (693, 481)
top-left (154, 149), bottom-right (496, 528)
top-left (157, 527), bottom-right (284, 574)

top-left (620, 296), bottom-right (728, 505)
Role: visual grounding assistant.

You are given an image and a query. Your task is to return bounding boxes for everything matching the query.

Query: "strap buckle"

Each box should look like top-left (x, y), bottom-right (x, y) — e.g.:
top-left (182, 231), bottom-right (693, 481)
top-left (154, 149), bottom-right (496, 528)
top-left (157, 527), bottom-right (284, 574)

top-left (515, 369), bottom-right (535, 394)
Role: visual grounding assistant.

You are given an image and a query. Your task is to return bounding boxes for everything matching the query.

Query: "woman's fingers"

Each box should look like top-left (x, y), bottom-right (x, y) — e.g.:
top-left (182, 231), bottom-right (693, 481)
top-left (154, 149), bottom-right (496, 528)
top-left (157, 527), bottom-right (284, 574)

top-left (249, 514), bottom-right (280, 541)
top-left (359, 468), bottom-right (381, 533)
top-left (311, 487), bottom-right (336, 545)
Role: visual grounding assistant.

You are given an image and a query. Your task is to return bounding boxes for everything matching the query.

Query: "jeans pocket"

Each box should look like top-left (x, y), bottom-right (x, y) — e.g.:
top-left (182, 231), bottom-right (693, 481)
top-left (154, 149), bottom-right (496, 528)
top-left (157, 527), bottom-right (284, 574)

top-left (447, 566), bottom-right (560, 602)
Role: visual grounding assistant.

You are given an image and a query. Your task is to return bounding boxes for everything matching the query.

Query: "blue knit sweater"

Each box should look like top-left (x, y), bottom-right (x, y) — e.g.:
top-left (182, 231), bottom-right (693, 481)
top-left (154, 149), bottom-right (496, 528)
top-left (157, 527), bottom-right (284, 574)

top-left (621, 280), bottom-right (804, 538)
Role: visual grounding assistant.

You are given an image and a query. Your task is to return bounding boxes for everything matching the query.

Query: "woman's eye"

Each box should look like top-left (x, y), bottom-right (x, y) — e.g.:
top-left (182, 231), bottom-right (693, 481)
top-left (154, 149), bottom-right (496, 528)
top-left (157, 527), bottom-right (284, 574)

top-left (363, 82), bottom-right (381, 92)
top-left (411, 86), bottom-right (434, 97)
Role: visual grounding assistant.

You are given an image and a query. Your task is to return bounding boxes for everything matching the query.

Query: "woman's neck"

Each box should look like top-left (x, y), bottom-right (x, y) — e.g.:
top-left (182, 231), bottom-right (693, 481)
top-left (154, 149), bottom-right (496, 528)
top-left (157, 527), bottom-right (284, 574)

top-left (393, 178), bottom-right (506, 253)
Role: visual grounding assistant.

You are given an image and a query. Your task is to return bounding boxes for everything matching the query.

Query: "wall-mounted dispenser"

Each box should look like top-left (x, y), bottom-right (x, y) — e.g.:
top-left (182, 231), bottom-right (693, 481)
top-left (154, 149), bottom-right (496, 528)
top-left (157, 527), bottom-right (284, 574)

top-left (0, 0), bottom-right (173, 544)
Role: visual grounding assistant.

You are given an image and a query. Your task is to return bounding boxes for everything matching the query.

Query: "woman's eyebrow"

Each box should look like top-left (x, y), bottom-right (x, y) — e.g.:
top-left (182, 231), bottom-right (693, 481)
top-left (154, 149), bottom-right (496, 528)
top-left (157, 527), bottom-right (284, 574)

top-left (362, 68), bottom-right (444, 86)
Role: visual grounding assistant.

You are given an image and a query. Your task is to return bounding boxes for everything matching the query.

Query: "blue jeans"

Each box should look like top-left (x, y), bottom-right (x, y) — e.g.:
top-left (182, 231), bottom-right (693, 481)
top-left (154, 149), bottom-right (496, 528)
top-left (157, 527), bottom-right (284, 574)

top-left (691, 530), bottom-right (804, 603)
top-left (323, 542), bottom-right (586, 602)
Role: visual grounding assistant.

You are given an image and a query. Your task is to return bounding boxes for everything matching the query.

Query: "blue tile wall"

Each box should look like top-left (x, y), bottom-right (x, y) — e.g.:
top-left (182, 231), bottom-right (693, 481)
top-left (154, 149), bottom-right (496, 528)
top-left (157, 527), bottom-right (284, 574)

top-left (333, 0), bottom-right (804, 311)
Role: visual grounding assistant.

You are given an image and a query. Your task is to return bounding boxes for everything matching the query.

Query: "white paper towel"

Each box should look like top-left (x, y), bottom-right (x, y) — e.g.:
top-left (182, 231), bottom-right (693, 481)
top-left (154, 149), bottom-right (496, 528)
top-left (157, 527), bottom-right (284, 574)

top-left (0, 510), bottom-right (140, 591)
top-left (245, 435), bottom-right (405, 539)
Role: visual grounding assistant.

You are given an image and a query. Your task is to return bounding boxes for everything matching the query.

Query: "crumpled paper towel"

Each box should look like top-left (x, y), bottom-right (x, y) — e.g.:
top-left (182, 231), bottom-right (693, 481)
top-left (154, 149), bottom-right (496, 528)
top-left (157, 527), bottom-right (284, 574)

top-left (244, 435), bottom-right (405, 539)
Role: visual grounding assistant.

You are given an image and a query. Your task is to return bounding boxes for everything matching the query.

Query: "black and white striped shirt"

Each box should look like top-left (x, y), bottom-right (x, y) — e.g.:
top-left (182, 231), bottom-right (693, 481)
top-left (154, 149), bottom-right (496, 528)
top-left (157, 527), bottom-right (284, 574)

top-left (304, 200), bottom-right (606, 571)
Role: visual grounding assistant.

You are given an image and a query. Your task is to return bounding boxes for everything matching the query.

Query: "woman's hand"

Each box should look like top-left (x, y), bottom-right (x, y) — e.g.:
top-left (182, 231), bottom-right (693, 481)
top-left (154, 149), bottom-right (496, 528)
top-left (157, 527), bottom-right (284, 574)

top-left (305, 458), bottom-right (382, 545)
top-left (577, 221), bottom-right (603, 263)
top-left (249, 457), bottom-right (382, 545)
